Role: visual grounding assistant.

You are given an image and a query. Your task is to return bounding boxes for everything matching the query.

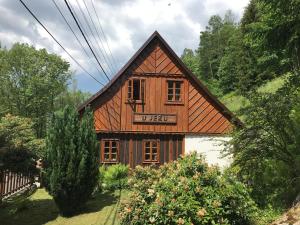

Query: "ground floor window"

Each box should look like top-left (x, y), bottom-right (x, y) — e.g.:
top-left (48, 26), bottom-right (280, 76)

top-left (143, 139), bottom-right (159, 163)
top-left (102, 139), bottom-right (119, 163)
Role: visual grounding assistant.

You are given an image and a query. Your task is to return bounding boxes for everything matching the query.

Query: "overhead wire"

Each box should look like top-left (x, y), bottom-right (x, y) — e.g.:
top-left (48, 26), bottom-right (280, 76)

top-left (82, 0), bottom-right (117, 73)
top-left (73, 0), bottom-right (115, 77)
top-left (18, 0), bottom-right (105, 86)
top-left (51, 0), bottom-right (104, 80)
top-left (64, 0), bottom-right (111, 81)
top-left (90, 0), bottom-right (118, 71)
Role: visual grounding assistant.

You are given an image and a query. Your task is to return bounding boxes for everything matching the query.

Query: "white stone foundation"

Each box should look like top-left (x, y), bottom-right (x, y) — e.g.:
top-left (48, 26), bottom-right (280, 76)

top-left (184, 135), bottom-right (232, 169)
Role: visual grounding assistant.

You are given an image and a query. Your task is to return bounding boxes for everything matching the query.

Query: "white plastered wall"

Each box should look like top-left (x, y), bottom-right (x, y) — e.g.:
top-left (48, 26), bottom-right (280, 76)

top-left (185, 135), bottom-right (232, 169)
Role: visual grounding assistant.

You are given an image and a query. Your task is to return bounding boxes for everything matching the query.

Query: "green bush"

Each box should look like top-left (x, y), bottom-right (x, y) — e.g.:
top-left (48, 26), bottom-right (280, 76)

top-left (0, 114), bottom-right (45, 173)
top-left (101, 164), bottom-right (129, 191)
top-left (120, 153), bottom-right (258, 225)
top-left (44, 106), bottom-right (99, 216)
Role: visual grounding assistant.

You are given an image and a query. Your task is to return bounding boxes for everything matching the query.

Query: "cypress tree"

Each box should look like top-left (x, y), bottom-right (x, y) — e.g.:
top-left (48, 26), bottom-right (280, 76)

top-left (44, 106), bottom-right (99, 216)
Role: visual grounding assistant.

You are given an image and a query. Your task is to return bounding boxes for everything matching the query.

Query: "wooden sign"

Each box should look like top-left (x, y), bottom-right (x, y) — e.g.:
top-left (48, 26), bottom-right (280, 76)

top-left (133, 113), bottom-right (177, 124)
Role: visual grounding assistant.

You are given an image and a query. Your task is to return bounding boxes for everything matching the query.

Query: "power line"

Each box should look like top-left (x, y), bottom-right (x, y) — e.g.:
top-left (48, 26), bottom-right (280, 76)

top-left (51, 0), bottom-right (104, 79)
top-left (73, 0), bottom-right (115, 76)
top-left (68, 1), bottom-right (112, 81)
top-left (18, 0), bottom-right (105, 86)
top-left (82, 0), bottom-right (117, 73)
top-left (90, 0), bottom-right (118, 71)
top-left (64, 0), bottom-right (110, 81)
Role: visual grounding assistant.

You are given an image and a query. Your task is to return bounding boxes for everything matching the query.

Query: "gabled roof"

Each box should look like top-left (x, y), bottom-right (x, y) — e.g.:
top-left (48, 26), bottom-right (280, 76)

top-left (78, 31), bottom-right (242, 126)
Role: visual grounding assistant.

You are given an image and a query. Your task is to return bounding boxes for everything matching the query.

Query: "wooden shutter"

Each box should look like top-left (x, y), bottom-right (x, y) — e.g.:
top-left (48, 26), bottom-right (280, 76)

top-left (128, 80), bottom-right (132, 99)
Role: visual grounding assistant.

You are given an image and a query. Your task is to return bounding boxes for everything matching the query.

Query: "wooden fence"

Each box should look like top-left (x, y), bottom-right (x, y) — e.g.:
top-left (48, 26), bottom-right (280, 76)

top-left (0, 170), bottom-right (34, 200)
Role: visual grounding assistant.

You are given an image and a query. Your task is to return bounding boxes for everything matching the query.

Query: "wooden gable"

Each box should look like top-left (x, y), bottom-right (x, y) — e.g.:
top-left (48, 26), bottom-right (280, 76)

top-left (79, 31), bottom-right (240, 134)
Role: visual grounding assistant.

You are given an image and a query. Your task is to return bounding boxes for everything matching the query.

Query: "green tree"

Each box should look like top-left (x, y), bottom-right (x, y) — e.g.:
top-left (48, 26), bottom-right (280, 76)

top-left (0, 43), bottom-right (71, 137)
top-left (217, 29), bottom-right (258, 94)
top-left (227, 75), bottom-right (300, 206)
top-left (44, 106), bottom-right (99, 216)
top-left (181, 48), bottom-right (199, 75)
top-left (181, 48), bottom-right (223, 97)
top-left (253, 0), bottom-right (300, 70)
top-left (55, 79), bottom-right (91, 109)
top-left (197, 12), bottom-right (237, 81)
top-left (0, 114), bottom-right (45, 172)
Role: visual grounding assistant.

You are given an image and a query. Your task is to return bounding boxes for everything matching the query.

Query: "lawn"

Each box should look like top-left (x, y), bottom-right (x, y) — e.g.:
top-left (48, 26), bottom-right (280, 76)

top-left (0, 188), bottom-right (130, 225)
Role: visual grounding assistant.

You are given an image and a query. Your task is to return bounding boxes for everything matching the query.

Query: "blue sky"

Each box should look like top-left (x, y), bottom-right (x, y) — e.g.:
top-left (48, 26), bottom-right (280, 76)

top-left (0, 0), bottom-right (249, 94)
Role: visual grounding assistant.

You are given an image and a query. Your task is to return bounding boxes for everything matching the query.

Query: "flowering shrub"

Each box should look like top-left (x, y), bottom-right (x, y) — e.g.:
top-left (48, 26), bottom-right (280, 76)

top-left (120, 153), bottom-right (257, 225)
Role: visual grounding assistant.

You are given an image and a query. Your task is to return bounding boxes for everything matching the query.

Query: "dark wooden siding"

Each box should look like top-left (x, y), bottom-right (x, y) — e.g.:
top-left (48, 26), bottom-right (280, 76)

top-left (98, 133), bottom-right (183, 168)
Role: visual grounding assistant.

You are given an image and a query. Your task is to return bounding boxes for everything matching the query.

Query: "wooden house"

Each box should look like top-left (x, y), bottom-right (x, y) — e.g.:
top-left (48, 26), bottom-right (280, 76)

top-left (78, 31), bottom-right (241, 168)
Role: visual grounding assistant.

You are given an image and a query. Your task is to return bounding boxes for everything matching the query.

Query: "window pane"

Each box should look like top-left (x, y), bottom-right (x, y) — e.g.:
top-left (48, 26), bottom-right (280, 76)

top-left (111, 147), bottom-right (117, 153)
top-left (104, 153), bottom-right (110, 160)
top-left (152, 148), bottom-right (157, 154)
top-left (168, 94), bottom-right (173, 101)
top-left (153, 154), bottom-right (157, 161)
top-left (145, 147), bottom-right (151, 154)
top-left (145, 154), bottom-right (151, 160)
top-left (104, 141), bottom-right (109, 148)
top-left (133, 79), bottom-right (141, 100)
top-left (112, 141), bottom-right (117, 148)
top-left (104, 147), bottom-right (110, 153)
top-left (175, 82), bottom-right (181, 89)
top-left (152, 141), bottom-right (157, 148)
top-left (175, 94), bottom-right (181, 101)
top-left (145, 142), bottom-right (150, 148)
top-left (111, 153), bottom-right (117, 160)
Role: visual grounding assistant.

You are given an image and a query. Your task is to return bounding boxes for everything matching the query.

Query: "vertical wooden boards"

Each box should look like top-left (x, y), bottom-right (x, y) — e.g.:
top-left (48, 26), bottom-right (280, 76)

top-left (98, 134), bottom-right (183, 168)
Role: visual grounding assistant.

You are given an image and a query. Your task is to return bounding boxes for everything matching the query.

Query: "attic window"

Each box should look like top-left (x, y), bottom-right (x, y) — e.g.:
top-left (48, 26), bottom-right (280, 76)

top-left (167, 80), bottom-right (183, 103)
top-left (128, 78), bottom-right (145, 102)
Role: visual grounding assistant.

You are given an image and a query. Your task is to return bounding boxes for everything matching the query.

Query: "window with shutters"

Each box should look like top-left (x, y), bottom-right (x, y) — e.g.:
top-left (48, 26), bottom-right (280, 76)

top-left (102, 139), bottom-right (119, 163)
top-left (127, 78), bottom-right (145, 103)
top-left (143, 140), bottom-right (160, 163)
top-left (166, 80), bottom-right (183, 104)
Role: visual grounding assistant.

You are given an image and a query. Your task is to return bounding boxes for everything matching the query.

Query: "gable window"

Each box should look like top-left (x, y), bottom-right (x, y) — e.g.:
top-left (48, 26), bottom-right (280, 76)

top-left (102, 139), bottom-right (119, 163)
top-left (128, 78), bottom-right (145, 102)
top-left (167, 80), bottom-right (183, 103)
top-left (143, 140), bottom-right (160, 163)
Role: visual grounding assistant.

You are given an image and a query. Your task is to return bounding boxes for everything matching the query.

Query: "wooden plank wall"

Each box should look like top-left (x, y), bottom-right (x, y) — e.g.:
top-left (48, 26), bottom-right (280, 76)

top-left (93, 40), bottom-right (232, 134)
top-left (98, 134), bottom-right (183, 168)
top-left (188, 83), bottom-right (232, 133)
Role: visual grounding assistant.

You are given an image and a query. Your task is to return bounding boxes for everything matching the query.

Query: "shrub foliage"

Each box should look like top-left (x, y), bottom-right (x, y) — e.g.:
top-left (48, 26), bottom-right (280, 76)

top-left (101, 164), bottom-right (129, 191)
top-left (0, 114), bottom-right (45, 173)
top-left (44, 106), bottom-right (99, 216)
top-left (120, 154), bottom-right (257, 225)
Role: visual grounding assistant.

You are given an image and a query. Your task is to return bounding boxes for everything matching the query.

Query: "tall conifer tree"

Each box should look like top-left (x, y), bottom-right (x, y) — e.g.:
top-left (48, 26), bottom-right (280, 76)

top-left (44, 106), bottom-right (98, 216)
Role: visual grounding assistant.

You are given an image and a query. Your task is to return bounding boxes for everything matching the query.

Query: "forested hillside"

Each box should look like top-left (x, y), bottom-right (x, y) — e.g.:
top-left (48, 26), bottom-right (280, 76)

top-left (181, 0), bottom-right (300, 223)
top-left (181, 1), bottom-right (298, 97)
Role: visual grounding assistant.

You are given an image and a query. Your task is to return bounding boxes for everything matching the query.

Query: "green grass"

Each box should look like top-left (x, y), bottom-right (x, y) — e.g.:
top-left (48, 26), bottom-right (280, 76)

top-left (220, 76), bottom-right (287, 116)
top-left (0, 188), bottom-right (130, 225)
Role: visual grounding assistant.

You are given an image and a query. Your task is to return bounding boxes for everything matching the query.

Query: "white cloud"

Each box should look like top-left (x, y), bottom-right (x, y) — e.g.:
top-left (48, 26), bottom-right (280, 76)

top-left (0, 0), bottom-right (249, 93)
